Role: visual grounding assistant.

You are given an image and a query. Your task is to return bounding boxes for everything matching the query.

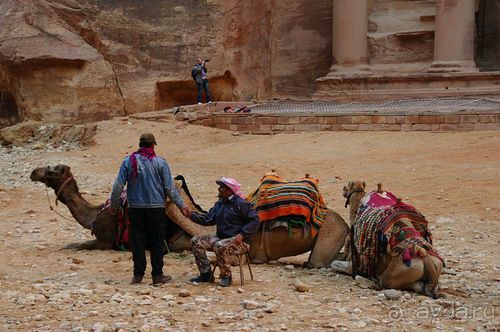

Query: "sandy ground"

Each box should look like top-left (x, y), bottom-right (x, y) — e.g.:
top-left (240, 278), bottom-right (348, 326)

top-left (0, 117), bottom-right (499, 331)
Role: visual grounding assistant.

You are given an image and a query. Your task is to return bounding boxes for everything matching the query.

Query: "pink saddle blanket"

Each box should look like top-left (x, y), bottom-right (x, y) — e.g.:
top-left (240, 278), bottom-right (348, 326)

top-left (360, 190), bottom-right (399, 209)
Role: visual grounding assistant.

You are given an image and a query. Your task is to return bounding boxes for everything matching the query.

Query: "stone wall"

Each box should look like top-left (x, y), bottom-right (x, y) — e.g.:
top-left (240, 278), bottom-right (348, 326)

top-left (368, 0), bottom-right (436, 71)
top-left (204, 113), bottom-right (500, 132)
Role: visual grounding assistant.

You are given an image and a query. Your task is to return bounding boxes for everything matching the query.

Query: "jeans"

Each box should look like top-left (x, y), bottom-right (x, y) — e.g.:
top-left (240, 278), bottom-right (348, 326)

top-left (196, 79), bottom-right (211, 103)
top-left (128, 208), bottom-right (167, 277)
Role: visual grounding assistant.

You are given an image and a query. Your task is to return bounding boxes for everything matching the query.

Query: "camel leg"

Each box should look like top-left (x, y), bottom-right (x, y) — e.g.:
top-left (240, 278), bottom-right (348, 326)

top-left (168, 232), bottom-right (193, 252)
top-left (378, 255), bottom-right (442, 298)
top-left (378, 257), bottom-right (425, 291)
top-left (422, 255), bottom-right (443, 298)
top-left (248, 230), bottom-right (270, 264)
top-left (308, 210), bottom-right (349, 268)
top-left (65, 239), bottom-right (114, 250)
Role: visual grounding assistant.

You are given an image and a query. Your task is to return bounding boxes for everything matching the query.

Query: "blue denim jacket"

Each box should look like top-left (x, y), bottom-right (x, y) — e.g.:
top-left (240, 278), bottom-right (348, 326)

top-left (110, 154), bottom-right (185, 209)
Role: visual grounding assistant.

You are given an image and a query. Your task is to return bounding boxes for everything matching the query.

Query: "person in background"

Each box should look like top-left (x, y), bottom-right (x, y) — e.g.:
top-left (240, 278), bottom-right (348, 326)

top-left (191, 58), bottom-right (212, 104)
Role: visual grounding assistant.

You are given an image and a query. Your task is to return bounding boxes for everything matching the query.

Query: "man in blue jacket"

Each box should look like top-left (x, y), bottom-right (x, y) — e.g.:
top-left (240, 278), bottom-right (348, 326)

top-left (110, 133), bottom-right (191, 285)
top-left (189, 177), bottom-right (260, 287)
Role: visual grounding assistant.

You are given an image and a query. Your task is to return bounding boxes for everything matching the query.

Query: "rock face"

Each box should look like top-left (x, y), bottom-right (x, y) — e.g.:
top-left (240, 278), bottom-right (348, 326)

top-left (1, 0), bottom-right (496, 126)
top-left (0, 0), bottom-right (125, 126)
top-left (0, 0), bottom-right (334, 126)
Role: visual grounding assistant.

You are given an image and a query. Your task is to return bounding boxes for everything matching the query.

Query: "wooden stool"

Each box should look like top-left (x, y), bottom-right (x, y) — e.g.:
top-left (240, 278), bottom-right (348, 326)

top-left (211, 252), bottom-right (254, 286)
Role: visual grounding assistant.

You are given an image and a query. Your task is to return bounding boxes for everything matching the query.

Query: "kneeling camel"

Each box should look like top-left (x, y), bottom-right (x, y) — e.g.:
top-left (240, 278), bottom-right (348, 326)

top-left (331, 181), bottom-right (444, 298)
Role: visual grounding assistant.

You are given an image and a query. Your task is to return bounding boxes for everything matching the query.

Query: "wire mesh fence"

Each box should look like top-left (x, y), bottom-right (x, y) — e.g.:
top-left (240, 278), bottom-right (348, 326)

top-left (251, 97), bottom-right (500, 115)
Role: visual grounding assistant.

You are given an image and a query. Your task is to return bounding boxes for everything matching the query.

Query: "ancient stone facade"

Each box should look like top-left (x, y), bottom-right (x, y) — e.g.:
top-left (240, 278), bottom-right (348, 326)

top-left (0, 0), bottom-right (499, 126)
top-left (314, 0), bottom-right (500, 101)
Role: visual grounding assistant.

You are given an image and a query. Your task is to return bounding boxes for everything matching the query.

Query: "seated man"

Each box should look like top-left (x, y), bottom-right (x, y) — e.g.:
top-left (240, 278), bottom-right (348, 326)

top-left (188, 177), bottom-right (260, 287)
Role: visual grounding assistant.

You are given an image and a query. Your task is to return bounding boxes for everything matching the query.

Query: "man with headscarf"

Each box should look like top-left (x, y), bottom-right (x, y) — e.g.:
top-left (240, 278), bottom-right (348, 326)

top-left (188, 177), bottom-right (260, 287)
top-left (109, 133), bottom-right (191, 286)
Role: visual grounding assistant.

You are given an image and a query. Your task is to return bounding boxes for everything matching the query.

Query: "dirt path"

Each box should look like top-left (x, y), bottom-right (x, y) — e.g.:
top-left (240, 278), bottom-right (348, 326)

top-left (0, 118), bottom-right (498, 331)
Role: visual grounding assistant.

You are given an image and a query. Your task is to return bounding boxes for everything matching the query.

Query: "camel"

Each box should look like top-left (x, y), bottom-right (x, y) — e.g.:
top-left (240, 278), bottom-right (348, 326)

top-left (177, 172), bottom-right (350, 268)
top-left (331, 181), bottom-right (444, 298)
top-left (30, 165), bottom-right (349, 268)
top-left (30, 164), bottom-right (212, 251)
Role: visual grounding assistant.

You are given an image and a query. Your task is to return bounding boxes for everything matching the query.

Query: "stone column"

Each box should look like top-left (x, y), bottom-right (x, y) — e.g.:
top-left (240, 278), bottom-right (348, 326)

top-left (327, 0), bottom-right (370, 76)
top-left (429, 0), bottom-right (477, 72)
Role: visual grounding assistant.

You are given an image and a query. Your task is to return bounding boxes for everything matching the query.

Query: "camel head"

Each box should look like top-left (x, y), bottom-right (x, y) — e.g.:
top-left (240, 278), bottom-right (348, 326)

top-left (30, 164), bottom-right (73, 190)
top-left (342, 180), bottom-right (366, 199)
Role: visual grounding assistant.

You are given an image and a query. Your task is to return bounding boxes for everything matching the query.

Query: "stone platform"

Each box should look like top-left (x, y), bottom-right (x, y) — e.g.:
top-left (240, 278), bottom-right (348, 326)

top-left (204, 97), bottom-right (500, 132)
top-left (132, 97), bottom-right (500, 133)
top-left (313, 72), bottom-right (500, 102)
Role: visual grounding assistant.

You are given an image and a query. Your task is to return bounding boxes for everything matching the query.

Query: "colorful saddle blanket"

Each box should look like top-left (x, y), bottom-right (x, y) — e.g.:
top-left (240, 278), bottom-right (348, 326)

top-left (246, 174), bottom-right (328, 238)
top-left (98, 190), bottom-right (131, 251)
top-left (351, 191), bottom-right (443, 280)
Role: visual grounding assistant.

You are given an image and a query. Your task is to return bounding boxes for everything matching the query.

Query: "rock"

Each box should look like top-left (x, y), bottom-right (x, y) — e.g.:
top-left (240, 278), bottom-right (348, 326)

top-left (241, 300), bottom-right (264, 310)
top-left (92, 322), bottom-right (110, 332)
top-left (293, 278), bottom-right (310, 292)
top-left (77, 288), bottom-right (93, 296)
top-left (195, 296), bottom-right (209, 303)
top-left (33, 314), bottom-right (46, 321)
top-left (237, 288), bottom-right (244, 293)
top-left (263, 305), bottom-right (277, 313)
top-left (71, 258), bottom-right (84, 265)
top-left (178, 289), bottom-right (191, 297)
top-left (383, 289), bottom-right (402, 300)
top-left (201, 321), bottom-right (210, 327)
top-left (284, 265), bottom-right (295, 271)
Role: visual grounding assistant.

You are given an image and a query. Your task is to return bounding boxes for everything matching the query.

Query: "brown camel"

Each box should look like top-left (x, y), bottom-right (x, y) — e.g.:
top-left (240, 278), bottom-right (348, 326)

top-left (31, 165), bottom-right (349, 268)
top-left (30, 164), bottom-right (212, 251)
top-left (174, 173), bottom-right (350, 268)
top-left (331, 181), bottom-right (444, 298)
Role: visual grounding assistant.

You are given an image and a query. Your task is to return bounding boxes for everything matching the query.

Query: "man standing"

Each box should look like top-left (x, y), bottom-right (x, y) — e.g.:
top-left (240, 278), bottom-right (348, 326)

top-left (191, 58), bottom-right (212, 104)
top-left (110, 133), bottom-right (191, 285)
top-left (188, 177), bottom-right (260, 287)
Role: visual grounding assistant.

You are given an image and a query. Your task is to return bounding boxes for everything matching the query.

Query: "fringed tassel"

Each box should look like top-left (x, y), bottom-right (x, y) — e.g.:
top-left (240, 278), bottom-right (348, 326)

top-left (402, 248), bottom-right (412, 267)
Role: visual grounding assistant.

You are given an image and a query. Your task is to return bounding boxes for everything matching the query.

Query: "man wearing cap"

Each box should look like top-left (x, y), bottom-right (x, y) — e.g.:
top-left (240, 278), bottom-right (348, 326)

top-left (110, 133), bottom-right (191, 286)
top-left (188, 177), bottom-right (260, 287)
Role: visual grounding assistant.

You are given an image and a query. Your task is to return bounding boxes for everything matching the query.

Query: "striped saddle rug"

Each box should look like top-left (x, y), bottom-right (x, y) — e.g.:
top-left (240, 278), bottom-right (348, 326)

top-left (246, 174), bottom-right (329, 238)
top-left (98, 190), bottom-right (131, 251)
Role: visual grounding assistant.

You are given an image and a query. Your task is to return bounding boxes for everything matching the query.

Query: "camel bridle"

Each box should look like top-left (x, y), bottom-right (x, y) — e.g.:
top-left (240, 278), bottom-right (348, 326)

top-left (344, 189), bottom-right (365, 208)
top-left (43, 168), bottom-right (75, 222)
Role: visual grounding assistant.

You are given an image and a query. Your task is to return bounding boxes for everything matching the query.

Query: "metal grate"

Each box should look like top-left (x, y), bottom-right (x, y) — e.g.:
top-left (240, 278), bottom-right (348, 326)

top-left (251, 97), bottom-right (500, 115)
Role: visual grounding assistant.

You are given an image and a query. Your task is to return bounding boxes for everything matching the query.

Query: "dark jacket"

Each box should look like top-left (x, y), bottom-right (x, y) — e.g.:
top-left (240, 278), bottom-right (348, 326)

top-left (190, 196), bottom-right (260, 243)
top-left (191, 64), bottom-right (207, 84)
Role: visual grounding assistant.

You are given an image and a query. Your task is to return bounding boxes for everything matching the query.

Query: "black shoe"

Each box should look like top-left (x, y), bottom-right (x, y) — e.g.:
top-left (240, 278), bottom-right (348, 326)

top-left (190, 272), bottom-right (214, 283)
top-left (152, 274), bottom-right (172, 286)
top-left (131, 275), bottom-right (143, 284)
top-left (219, 276), bottom-right (232, 287)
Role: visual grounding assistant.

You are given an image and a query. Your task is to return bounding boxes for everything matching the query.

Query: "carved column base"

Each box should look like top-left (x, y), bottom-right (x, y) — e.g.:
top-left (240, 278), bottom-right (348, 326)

top-left (325, 64), bottom-right (372, 77)
top-left (428, 60), bottom-right (478, 73)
